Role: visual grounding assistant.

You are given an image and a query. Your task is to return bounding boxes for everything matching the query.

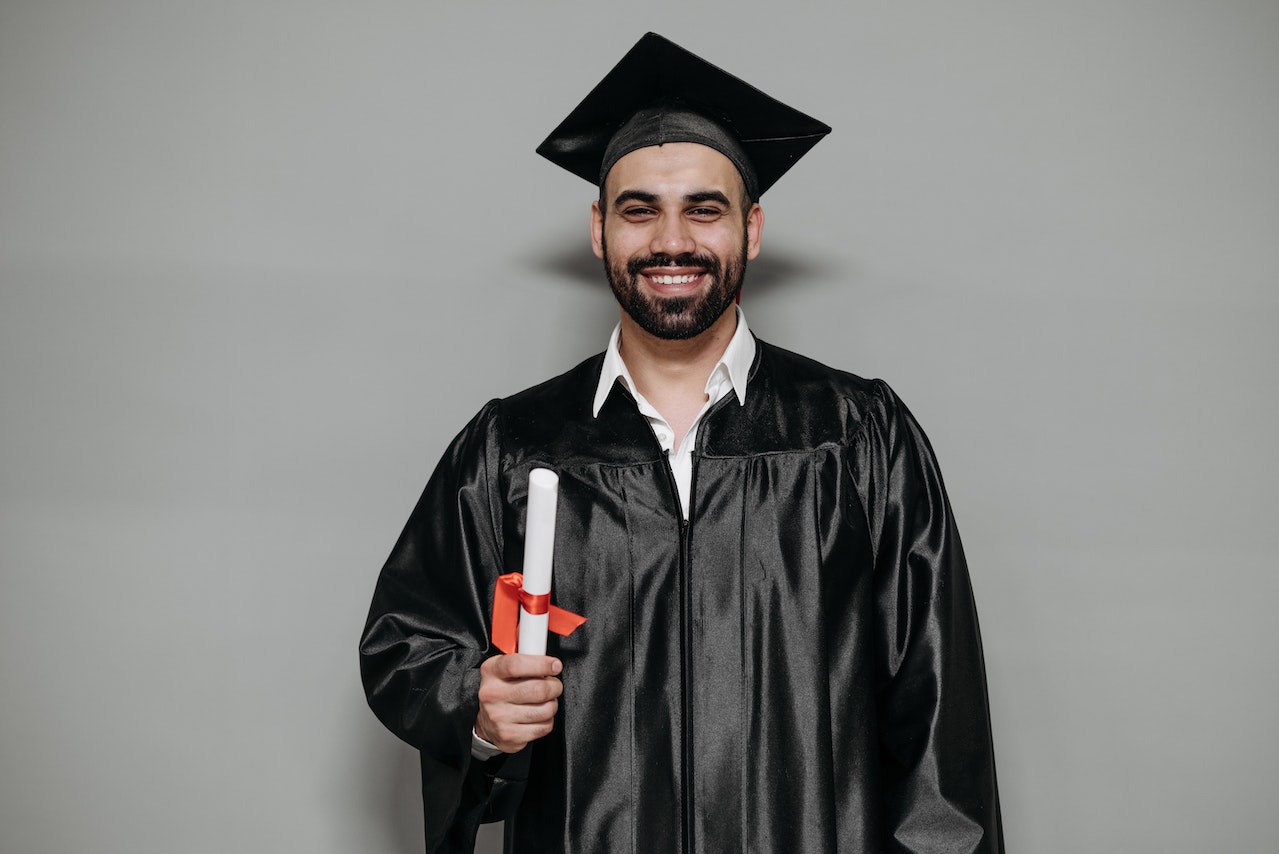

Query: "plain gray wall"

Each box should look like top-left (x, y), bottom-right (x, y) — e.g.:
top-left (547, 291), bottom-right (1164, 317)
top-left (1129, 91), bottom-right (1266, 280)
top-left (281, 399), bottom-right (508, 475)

top-left (2, 2), bottom-right (1277, 852)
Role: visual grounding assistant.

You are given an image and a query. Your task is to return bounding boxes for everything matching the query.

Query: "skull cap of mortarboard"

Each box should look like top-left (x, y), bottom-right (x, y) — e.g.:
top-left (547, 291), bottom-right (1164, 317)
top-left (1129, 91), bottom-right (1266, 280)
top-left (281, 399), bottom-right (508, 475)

top-left (535, 32), bottom-right (831, 201)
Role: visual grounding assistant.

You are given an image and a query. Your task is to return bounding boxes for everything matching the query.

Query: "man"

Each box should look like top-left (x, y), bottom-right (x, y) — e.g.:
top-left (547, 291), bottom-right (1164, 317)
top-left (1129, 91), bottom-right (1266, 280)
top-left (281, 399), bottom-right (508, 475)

top-left (361, 33), bottom-right (1002, 854)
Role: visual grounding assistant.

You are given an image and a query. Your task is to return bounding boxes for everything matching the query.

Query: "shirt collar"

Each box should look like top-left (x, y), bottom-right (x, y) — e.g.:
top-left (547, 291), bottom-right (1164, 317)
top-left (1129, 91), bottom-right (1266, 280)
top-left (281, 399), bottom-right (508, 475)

top-left (592, 306), bottom-right (756, 417)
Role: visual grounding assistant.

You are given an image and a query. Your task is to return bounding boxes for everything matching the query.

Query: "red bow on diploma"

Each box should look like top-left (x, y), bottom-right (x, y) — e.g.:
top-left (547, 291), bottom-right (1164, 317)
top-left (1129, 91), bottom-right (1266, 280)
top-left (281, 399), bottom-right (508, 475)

top-left (490, 572), bottom-right (588, 654)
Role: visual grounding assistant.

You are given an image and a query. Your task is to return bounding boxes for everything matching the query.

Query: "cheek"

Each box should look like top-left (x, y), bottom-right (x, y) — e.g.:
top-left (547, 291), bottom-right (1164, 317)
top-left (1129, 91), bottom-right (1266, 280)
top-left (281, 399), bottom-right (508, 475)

top-left (601, 222), bottom-right (649, 258)
top-left (706, 226), bottom-right (748, 258)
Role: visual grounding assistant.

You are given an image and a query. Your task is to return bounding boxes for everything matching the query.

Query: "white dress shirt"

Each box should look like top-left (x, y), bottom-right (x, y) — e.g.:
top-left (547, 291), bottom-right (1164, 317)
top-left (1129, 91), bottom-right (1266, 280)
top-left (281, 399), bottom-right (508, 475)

top-left (591, 307), bottom-right (755, 519)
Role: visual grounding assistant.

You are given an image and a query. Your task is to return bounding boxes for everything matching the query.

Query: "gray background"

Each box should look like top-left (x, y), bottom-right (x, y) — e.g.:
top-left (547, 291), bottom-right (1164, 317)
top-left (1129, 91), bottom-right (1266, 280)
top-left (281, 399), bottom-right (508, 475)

top-left (2, 1), bottom-right (1277, 852)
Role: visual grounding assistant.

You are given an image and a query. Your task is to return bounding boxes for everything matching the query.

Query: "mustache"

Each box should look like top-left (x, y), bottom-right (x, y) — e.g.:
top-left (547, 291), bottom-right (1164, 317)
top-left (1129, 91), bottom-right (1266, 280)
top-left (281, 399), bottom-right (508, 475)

top-left (625, 253), bottom-right (721, 276)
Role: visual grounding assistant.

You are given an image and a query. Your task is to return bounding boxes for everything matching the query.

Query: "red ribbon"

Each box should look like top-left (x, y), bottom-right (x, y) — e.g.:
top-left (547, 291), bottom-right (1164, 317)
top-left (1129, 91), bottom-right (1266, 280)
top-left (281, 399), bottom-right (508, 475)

top-left (491, 572), bottom-right (588, 654)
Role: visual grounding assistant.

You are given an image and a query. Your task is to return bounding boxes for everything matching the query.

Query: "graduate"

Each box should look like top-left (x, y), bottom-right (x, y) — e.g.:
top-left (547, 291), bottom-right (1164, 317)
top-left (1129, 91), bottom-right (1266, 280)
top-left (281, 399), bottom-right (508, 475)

top-left (361, 32), bottom-right (1003, 854)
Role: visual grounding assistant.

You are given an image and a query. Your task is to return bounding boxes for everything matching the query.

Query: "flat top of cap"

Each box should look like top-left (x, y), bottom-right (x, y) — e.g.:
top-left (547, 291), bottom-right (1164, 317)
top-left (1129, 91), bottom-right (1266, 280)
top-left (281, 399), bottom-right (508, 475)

top-left (536, 32), bottom-right (831, 197)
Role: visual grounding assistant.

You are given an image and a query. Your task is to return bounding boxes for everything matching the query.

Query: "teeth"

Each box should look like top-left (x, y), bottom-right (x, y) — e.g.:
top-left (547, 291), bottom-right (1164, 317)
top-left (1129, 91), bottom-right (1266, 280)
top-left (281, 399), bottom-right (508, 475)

top-left (650, 274), bottom-right (698, 285)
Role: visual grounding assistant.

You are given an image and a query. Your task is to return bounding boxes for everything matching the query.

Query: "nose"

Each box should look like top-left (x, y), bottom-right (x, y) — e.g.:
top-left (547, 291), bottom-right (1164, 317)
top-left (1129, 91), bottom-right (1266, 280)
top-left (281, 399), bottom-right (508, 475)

top-left (650, 213), bottom-right (696, 257)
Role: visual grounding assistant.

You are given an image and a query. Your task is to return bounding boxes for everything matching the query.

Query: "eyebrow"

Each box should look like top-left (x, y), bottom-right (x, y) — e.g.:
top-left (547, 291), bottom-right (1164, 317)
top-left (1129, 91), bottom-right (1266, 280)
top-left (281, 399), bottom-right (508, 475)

top-left (686, 191), bottom-right (732, 207)
top-left (612, 190), bottom-right (659, 208)
top-left (611, 189), bottom-right (733, 208)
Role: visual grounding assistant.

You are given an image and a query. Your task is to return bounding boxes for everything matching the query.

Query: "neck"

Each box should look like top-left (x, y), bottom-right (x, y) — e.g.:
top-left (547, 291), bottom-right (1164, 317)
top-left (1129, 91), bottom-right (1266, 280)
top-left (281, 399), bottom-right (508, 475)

top-left (617, 307), bottom-right (737, 448)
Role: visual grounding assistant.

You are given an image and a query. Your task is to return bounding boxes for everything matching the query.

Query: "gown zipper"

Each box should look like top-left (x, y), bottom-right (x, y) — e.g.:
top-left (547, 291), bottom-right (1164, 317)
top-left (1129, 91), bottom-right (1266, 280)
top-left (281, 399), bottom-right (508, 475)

top-left (650, 395), bottom-right (727, 854)
top-left (683, 451), bottom-right (700, 854)
top-left (656, 446), bottom-right (693, 854)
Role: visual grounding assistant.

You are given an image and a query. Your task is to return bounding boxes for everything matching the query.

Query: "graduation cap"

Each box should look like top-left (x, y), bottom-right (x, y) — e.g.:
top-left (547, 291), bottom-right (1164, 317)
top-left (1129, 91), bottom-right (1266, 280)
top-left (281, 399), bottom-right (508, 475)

top-left (536, 32), bottom-right (831, 200)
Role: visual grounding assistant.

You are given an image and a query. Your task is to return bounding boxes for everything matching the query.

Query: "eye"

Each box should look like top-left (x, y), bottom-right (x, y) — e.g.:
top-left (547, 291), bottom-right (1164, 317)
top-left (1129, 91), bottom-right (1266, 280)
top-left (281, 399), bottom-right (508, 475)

top-left (687, 207), bottom-right (725, 221)
top-left (620, 206), bottom-right (657, 220)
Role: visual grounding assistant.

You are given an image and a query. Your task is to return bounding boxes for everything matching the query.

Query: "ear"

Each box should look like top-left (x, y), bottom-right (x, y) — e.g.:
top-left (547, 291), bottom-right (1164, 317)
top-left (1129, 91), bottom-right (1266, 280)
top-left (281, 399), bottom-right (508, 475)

top-left (745, 203), bottom-right (764, 261)
top-left (590, 200), bottom-right (605, 259)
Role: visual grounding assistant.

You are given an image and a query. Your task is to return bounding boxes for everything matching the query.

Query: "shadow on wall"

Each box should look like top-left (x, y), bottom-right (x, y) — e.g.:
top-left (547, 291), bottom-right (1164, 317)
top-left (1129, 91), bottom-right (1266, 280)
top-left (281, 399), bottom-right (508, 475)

top-left (529, 238), bottom-right (840, 298)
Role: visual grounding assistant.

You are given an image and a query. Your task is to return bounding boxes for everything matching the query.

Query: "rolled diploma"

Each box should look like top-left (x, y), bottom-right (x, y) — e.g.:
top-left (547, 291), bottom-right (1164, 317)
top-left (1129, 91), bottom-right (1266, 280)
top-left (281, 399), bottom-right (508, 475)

top-left (518, 468), bottom-right (559, 655)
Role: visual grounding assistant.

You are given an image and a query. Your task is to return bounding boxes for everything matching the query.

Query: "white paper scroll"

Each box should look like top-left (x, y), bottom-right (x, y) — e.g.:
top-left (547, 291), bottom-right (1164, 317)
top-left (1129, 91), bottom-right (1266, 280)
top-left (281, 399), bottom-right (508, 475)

top-left (518, 467), bottom-right (559, 655)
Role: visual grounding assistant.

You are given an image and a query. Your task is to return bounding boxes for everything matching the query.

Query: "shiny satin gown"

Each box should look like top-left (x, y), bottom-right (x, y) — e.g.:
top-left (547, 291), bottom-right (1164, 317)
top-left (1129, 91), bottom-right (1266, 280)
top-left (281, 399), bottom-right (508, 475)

top-left (361, 340), bottom-right (1003, 853)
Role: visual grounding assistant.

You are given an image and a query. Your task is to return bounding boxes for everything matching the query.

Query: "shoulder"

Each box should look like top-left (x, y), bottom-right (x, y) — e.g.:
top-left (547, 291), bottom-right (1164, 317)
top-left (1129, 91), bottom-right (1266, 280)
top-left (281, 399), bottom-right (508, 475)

top-left (753, 339), bottom-right (910, 437)
top-left (502, 352), bottom-right (605, 411)
top-left (437, 353), bottom-right (603, 456)
top-left (488, 352), bottom-right (657, 468)
top-left (753, 343), bottom-right (953, 503)
top-left (703, 339), bottom-right (909, 455)
top-left (756, 340), bottom-right (883, 401)
top-left (496, 352), bottom-right (605, 440)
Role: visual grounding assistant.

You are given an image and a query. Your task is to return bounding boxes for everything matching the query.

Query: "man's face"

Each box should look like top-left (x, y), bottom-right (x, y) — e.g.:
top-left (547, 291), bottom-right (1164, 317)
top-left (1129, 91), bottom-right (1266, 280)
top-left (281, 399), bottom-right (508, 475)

top-left (591, 143), bottom-right (763, 341)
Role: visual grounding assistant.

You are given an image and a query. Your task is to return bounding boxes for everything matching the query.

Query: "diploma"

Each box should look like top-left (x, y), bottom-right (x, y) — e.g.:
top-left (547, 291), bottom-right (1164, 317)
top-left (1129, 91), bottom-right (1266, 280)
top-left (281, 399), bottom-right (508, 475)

top-left (488, 468), bottom-right (584, 655)
top-left (517, 468), bottom-right (559, 655)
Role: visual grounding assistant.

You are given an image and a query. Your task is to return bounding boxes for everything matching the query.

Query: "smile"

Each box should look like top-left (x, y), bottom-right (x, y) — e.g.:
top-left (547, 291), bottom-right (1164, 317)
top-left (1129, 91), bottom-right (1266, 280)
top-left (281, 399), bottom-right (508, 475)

top-left (646, 273), bottom-right (701, 285)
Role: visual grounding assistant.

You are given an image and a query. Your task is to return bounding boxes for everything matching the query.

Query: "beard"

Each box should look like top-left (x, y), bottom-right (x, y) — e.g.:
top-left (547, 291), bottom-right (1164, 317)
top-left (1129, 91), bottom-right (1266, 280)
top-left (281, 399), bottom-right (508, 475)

top-left (601, 232), bottom-right (749, 341)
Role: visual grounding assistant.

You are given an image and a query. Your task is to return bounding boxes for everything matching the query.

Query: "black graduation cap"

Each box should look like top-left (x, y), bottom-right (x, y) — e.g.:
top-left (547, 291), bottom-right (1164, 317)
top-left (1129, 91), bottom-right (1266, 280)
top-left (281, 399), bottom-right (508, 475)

top-left (536, 32), bottom-right (831, 199)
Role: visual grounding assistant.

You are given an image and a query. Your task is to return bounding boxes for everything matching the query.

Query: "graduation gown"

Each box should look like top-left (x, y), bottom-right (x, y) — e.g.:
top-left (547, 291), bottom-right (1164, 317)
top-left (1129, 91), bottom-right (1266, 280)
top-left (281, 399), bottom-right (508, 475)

top-left (360, 340), bottom-right (1003, 853)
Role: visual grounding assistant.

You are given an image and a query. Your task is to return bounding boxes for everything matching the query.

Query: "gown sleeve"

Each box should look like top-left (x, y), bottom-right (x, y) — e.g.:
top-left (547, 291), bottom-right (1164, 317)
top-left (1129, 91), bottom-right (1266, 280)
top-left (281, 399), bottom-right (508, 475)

top-left (359, 400), bottom-right (515, 853)
top-left (863, 381), bottom-right (1004, 853)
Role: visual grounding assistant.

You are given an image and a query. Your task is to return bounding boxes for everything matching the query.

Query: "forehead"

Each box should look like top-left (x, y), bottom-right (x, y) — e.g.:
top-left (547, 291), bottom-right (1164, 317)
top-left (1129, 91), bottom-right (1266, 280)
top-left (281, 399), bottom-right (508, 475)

top-left (603, 142), bottom-right (746, 199)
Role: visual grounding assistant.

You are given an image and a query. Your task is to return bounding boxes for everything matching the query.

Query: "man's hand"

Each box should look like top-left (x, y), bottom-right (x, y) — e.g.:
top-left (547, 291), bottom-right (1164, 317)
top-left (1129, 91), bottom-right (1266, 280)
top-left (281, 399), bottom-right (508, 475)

top-left (475, 654), bottom-right (563, 754)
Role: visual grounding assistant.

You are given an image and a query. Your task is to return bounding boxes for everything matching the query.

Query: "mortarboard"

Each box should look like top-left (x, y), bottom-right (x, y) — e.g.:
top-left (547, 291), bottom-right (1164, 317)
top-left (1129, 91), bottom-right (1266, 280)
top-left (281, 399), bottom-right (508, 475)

top-left (536, 32), bottom-right (831, 200)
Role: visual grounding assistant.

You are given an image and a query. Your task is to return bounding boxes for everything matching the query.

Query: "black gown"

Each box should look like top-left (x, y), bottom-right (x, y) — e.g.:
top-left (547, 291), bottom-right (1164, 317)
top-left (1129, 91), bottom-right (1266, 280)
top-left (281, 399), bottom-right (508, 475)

top-left (360, 340), bottom-right (1003, 853)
